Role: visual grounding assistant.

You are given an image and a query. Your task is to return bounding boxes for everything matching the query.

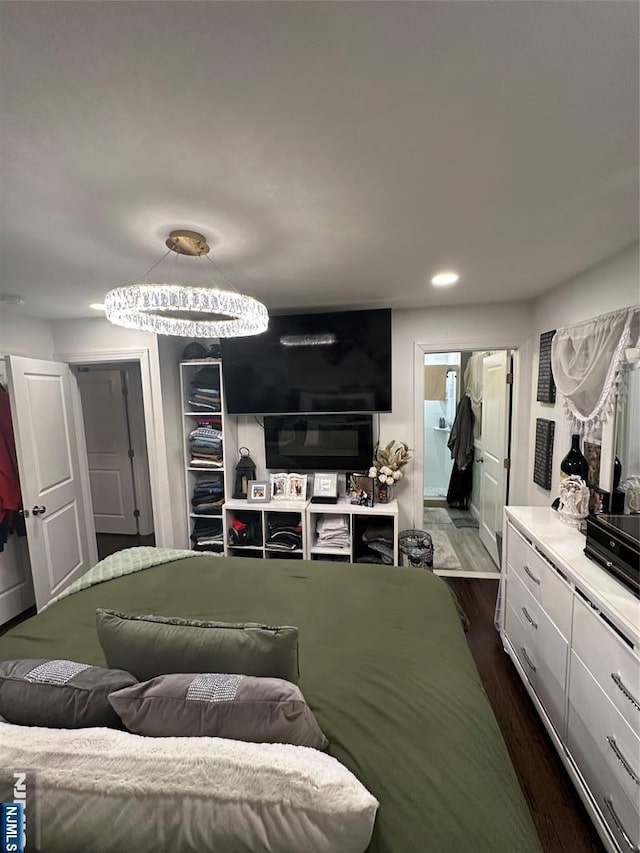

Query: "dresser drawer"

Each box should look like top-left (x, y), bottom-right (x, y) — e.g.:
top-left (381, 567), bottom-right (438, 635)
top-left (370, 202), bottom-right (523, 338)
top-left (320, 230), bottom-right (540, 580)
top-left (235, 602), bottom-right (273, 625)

top-left (506, 522), bottom-right (572, 637)
top-left (573, 593), bottom-right (640, 734)
top-left (568, 651), bottom-right (640, 852)
top-left (504, 579), bottom-right (568, 737)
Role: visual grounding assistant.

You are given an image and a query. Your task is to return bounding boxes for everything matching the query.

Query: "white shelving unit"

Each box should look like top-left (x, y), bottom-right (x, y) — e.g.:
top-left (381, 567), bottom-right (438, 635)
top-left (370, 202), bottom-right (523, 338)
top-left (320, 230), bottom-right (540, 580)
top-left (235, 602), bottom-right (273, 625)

top-left (221, 496), bottom-right (399, 564)
top-left (223, 498), bottom-right (308, 560)
top-left (180, 359), bottom-right (238, 553)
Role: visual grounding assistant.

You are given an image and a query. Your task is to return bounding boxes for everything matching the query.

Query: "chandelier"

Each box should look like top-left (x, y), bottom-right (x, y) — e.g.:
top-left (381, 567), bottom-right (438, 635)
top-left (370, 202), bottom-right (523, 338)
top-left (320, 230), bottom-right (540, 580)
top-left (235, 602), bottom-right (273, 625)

top-left (105, 230), bottom-right (269, 338)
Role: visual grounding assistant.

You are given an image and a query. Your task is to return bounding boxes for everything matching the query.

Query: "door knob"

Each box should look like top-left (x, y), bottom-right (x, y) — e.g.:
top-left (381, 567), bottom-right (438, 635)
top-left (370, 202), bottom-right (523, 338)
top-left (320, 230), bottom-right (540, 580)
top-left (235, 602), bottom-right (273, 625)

top-left (478, 457), bottom-right (484, 463)
top-left (32, 505), bottom-right (46, 516)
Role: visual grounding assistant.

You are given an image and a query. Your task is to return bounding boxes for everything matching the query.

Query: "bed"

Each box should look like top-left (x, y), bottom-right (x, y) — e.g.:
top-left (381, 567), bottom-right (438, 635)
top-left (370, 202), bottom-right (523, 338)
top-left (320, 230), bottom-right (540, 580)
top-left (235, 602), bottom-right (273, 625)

top-left (0, 554), bottom-right (541, 852)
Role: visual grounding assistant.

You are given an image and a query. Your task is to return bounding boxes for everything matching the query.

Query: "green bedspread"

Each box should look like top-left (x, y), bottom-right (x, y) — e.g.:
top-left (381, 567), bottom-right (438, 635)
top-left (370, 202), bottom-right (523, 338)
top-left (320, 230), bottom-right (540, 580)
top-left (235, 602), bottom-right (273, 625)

top-left (0, 556), bottom-right (541, 853)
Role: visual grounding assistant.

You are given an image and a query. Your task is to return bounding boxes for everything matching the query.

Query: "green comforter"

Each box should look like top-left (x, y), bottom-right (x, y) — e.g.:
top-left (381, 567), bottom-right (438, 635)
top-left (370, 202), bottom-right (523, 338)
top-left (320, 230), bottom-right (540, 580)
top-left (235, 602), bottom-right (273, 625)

top-left (0, 556), bottom-right (541, 852)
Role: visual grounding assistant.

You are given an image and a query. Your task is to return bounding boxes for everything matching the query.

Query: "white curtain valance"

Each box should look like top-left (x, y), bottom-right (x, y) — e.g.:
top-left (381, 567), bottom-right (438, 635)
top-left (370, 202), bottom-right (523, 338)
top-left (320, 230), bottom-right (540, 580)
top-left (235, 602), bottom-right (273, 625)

top-left (551, 305), bottom-right (640, 436)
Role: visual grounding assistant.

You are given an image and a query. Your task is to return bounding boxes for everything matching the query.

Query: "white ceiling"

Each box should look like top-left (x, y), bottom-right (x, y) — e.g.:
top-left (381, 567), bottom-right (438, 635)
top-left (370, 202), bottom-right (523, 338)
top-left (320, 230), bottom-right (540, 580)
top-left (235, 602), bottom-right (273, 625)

top-left (1, 1), bottom-right (638, 320)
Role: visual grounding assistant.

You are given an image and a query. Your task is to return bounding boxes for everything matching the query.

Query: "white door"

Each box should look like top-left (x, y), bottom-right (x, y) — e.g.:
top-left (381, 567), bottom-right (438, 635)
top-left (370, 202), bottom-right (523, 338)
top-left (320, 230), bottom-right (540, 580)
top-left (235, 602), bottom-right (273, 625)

top-left (479, 352), bottom-right (510, 566)
top-left (0, 362), bottom-right (35, 625)
top-left (7, 356), bottom-right (96, 610)
top-left (77, 369), bottom-right (137, 535)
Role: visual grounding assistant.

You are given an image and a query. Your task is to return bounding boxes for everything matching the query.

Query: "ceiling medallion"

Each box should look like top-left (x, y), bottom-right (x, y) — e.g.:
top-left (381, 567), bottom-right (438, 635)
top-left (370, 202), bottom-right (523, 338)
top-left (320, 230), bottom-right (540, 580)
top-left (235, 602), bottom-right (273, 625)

top-left (104, 230), bottom-right (268, 338)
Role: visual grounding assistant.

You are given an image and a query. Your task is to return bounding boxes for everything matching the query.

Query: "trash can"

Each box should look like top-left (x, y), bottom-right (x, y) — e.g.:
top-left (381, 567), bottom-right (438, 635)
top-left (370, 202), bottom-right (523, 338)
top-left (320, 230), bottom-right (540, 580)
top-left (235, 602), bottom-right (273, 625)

top-left (399, 529), bottom-right (434, 569)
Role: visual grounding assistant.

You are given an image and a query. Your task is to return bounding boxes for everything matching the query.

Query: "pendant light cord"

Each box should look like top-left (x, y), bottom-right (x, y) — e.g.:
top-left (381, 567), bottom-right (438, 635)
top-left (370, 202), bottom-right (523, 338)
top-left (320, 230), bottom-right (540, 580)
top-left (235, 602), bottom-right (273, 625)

top-left (138, 247), bottom-right (174, 282)
top-left (199, 252), bottom-right (242, 295)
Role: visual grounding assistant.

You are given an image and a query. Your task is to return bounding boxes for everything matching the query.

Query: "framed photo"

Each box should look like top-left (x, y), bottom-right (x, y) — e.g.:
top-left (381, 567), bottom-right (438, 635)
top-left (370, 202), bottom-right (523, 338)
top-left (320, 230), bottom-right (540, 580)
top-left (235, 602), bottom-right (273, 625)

top-left (247, 480), bottom-right (270, 503)
top-left (348, 473), bottom-right (374, 507)
top-left (270, 473), bottom-right (289, 500)
top-left (286, 473), bottom-right (308, 501)
top-left (312, 472), bottom-right (338, 499)
top-left (583, 441), bottom-right (602, 488)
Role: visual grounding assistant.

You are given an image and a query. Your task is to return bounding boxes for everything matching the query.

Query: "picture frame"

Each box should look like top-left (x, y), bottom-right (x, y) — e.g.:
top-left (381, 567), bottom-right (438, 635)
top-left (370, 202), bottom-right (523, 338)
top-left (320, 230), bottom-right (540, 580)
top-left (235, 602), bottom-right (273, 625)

top-left (348, 473), bottom-right (375, 507)
top-left (583, 440), bottom-right (602, 488)
top-left (589, 486), bottom-right (610, 516)
top-left (270, 473), bottom-right (289, 501)
top-left (247, 480), bottom-right (270, 503)
top-left (286, 473), bottom-right (308, 501)
top-left (312, 471), bottom-right (339, 500)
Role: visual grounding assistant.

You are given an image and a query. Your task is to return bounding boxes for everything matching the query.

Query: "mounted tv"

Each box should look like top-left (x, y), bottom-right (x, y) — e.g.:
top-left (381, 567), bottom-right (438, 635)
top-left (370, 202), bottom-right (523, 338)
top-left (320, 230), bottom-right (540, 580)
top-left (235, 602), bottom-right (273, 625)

top-left (220, 309), bottom-right (391, 415)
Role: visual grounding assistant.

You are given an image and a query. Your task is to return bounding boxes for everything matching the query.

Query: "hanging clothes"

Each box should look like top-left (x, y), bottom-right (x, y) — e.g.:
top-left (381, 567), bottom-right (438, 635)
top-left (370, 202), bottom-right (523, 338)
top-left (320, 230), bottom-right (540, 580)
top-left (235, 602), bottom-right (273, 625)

top-left (446, 395), bottom-right (475, 509)
top-left (0, 386), bottom-right (23, 552)
top-left (464, 353), bottom-right (485, 436)
top-left (447, 395), bottom-right (475, 471)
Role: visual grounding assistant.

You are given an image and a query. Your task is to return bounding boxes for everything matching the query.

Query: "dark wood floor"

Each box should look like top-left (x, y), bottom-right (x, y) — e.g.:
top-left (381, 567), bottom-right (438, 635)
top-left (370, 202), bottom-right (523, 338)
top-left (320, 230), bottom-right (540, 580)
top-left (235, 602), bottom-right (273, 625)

top-left (446, 577), bottom-right (605, 853)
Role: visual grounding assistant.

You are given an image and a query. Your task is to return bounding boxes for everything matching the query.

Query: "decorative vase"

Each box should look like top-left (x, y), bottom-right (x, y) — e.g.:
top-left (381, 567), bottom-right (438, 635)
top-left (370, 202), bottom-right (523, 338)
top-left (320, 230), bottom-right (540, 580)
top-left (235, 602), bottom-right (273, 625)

top-left (377, 482), bottom-right (394, 504)
top-left (560, 434), bottom-right (588, 482)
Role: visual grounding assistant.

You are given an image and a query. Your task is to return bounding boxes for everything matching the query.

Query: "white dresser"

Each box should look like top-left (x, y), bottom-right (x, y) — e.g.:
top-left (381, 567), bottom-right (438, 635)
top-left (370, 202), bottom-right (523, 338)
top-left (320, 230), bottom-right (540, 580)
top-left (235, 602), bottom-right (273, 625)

top-left (500, 507), bottom-right (640, 853)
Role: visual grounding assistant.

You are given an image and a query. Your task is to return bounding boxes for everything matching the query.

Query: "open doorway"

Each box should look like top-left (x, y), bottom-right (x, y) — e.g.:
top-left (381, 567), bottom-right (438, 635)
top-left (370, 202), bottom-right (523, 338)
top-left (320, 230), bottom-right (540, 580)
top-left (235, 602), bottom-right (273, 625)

top-left (74, 363), bottom-right (155, 560)
top-left (420, 349), bottom-right (513, 577)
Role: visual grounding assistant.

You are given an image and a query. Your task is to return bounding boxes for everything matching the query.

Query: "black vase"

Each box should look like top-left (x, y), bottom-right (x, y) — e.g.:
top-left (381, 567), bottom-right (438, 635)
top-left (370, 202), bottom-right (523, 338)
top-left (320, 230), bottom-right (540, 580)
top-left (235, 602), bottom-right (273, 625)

top-left (560, 434), bottom-right (588, 482)
top-left (613, 456), bottom-right (622, 492)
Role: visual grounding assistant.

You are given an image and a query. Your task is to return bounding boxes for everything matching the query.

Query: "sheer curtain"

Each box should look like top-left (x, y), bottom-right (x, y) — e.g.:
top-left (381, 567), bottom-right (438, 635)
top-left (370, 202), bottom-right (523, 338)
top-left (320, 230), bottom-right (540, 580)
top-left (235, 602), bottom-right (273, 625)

top-left (551, 306), bottom-right (640, 437)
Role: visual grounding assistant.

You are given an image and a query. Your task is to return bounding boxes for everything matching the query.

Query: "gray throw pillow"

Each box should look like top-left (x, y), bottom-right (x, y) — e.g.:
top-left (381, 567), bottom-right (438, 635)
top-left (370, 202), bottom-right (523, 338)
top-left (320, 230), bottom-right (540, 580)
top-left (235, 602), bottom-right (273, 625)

top-left (96, 609), bottom-right (299, 683)
top-left (0, 659), bottom-right (137, 728)
top-left (109, 672), bottom-right (328, 749)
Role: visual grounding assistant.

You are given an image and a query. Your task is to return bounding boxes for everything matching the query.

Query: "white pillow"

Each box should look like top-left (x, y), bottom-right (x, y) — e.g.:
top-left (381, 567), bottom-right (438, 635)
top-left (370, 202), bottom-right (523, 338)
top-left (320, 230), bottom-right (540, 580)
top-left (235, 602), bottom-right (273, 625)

top-left (0, 721), bottom-right (378, 853)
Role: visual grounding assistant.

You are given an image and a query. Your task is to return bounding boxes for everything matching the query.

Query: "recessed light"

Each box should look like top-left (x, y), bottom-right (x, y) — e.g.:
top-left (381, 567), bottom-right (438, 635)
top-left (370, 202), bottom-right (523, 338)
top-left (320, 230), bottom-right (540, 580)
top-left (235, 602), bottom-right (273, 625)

top-left (90, 303), bottom-right (105, 311)
top-left (431, 271), bottom-right (459, 286)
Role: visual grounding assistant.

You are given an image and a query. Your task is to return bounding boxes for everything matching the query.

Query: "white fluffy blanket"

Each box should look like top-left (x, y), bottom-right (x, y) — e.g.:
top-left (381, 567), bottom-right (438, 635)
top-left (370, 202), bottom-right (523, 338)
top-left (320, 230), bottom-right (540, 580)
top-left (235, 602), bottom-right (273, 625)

top-left (0, 721), bottom-right (378, 853)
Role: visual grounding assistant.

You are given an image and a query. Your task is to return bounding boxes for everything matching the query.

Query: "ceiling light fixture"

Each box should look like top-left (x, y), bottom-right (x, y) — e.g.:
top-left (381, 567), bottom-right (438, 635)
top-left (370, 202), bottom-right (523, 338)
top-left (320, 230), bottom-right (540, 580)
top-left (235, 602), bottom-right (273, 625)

top-left (431, 271), bottom-right (459, 286)
top-left (104, 230), bottom-right (268, 338)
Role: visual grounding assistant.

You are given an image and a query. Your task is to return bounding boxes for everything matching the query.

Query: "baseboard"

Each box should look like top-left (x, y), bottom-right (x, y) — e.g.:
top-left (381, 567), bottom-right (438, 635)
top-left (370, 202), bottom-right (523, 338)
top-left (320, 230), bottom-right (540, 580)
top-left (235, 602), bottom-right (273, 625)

top-left (469, 503), bottom-right (480, 520)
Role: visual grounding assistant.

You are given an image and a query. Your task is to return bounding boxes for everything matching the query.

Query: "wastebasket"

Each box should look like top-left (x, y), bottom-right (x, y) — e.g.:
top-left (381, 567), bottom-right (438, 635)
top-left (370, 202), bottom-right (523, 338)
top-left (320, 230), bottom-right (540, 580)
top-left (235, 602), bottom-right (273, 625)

top-left (399, 529), bottom-right (434, 569)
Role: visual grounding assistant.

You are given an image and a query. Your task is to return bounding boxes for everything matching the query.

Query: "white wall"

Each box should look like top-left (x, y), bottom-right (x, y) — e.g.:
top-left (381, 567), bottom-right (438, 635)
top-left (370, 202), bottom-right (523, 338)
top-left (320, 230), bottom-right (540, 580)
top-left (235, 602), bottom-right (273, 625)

top-left (157, 336), bottom-right (189, 547)
top-left (388, 302), bottom-right (533, 531)
top-left (0, 314), bottom-right (55, 360)
top-left (527, 242), bottom-right (640, 506)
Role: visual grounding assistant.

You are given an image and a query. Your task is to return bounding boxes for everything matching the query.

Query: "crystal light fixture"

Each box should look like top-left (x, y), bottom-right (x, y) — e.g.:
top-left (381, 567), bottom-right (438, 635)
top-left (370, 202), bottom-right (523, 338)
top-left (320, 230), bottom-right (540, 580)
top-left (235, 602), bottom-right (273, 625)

top-left (105, 230), bottom-right (268, 338)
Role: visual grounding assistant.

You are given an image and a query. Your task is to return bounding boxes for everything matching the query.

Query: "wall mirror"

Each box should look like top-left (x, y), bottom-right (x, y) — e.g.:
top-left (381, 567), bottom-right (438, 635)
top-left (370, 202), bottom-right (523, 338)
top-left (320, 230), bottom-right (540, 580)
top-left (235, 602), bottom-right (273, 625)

top-left (613, 361), bottom-right (640, 513)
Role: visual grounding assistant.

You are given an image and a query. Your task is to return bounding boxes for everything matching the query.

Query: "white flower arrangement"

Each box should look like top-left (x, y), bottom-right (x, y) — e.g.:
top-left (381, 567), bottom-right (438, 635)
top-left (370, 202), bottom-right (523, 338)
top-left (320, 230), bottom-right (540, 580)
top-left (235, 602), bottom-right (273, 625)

top-left (368, 440), bottom-right (411, 485)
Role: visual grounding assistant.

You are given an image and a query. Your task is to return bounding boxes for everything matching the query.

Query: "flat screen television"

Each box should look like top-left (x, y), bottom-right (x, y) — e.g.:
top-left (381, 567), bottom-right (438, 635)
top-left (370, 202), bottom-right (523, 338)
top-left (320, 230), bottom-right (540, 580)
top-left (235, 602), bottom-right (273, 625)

top-left (220, 308), bottom-right (391, 414)
top-left (264, 414), bottom-right (374, 472)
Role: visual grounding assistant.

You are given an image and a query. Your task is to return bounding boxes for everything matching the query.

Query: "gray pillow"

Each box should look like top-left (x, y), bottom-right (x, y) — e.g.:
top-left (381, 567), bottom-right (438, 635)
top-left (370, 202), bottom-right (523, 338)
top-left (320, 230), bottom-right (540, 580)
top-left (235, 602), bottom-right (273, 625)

top-left (109, 672), bottom-right (328, 749)
top-left (96, 609), bottom-right (299, 683)
top-left (0, 659), bottom-right (137, 728)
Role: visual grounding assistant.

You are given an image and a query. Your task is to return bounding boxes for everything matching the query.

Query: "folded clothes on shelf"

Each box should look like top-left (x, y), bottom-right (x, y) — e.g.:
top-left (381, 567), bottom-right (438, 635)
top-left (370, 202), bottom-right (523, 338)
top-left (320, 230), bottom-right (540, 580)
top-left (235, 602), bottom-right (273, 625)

top-left (189, 426), bottom-right (223, 468)
top-left (190, 517), bottom-right (224, 551)
top-left (266, 513), bottom-right (302, 551)
top-left (191, 477), bottom-right (225, 514)
top-left (315, 515), bottom-right (350, 550)
top-left (358, 521), bottom-right (394, 565)
top-left (188, 367), bottom-right (222, 413)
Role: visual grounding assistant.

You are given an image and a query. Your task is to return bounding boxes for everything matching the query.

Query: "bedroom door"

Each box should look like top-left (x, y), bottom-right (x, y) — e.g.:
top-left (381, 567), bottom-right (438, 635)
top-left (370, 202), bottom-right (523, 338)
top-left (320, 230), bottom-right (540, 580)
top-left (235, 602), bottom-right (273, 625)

top-left (6, 356), bottom-right (97, 610)
top-left (76, 369), bottom-right (138, 535)
top-left (478, 351), bottom-right (510, 566)
top-left (0, 361), bottom-right (35, 625)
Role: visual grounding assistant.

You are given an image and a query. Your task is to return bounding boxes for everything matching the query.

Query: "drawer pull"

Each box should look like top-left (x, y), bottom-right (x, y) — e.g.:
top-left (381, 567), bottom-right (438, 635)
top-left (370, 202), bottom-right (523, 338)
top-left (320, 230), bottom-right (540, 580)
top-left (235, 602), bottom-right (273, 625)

top-left (611, 673), bottom-right (640, 712)
top-left (604, 797), bottom-right (639, 851)
top-left (521, 606), bottom-right (538, 629)
top-left (523, 565), bottom-right (540, 585)
top-left (520, 647), bottom-right (537, 672)
top-left (607, 736), bottom-right (640, 785)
